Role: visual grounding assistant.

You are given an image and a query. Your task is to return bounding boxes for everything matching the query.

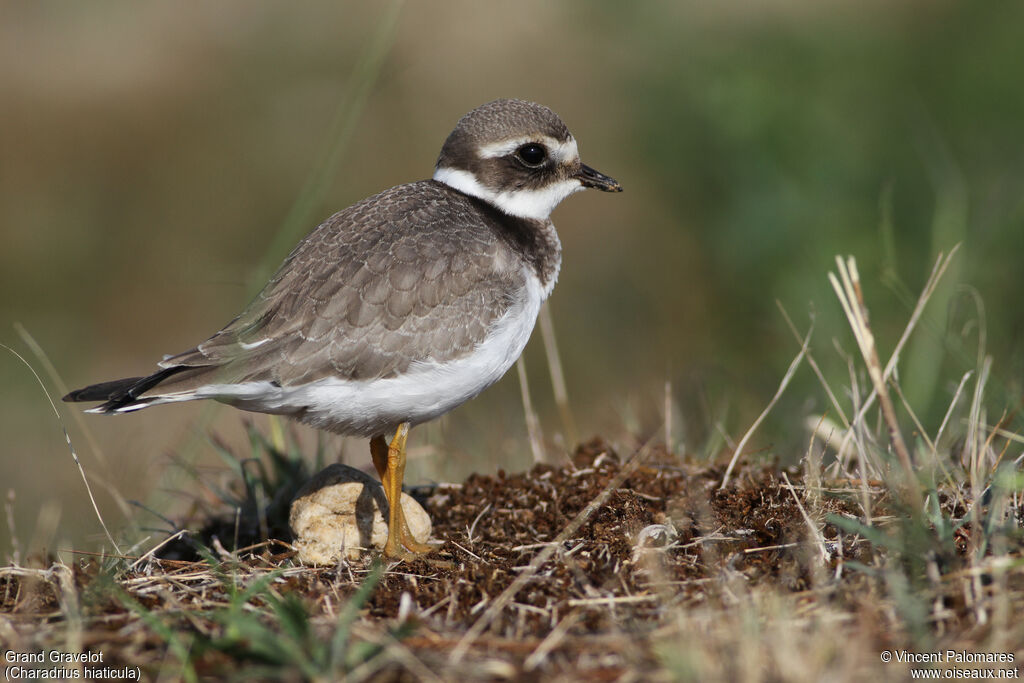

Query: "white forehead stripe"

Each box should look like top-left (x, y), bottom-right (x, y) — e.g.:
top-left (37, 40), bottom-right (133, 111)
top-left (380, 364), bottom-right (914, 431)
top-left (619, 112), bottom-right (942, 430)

top-left (478, 135), bottom-right (579, 163)
top-left (434, 167), bottom-right (583, 221)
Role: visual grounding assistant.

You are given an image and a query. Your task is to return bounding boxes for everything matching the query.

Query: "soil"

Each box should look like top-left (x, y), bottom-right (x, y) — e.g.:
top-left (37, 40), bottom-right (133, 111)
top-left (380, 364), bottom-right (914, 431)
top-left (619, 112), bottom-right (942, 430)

top-left (373, 438), bottom-right (865, 630)
top-left (1, 438), bottom-right (998, 681)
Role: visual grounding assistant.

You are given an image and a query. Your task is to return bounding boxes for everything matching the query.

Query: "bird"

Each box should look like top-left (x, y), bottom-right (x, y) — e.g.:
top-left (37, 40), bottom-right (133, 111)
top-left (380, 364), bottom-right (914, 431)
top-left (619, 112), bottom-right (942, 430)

top-left (64, 98), bottom-right (622, 558)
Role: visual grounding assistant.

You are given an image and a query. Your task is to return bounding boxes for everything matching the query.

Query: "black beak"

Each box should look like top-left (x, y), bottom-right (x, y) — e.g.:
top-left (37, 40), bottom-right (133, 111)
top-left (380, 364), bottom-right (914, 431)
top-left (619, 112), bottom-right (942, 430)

top-left (576, 164), bottom-right (622, 192)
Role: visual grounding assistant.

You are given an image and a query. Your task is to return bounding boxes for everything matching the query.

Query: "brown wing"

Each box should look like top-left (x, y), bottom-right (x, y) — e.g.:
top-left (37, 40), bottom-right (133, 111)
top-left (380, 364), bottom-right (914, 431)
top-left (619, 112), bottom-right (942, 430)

top-left (153, 181), bottom-right (521, 392)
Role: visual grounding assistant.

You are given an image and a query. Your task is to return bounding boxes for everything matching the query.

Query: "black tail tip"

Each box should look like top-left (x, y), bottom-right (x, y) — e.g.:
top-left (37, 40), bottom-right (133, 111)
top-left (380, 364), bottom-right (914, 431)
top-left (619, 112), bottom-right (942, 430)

top-left (63, 377), bottom-right (145, 404)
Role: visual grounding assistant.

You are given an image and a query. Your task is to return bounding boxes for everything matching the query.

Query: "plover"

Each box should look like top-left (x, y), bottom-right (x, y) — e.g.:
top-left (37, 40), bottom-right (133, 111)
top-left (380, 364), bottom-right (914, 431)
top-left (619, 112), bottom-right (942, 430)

top-left (64, 98), bottom-right (621, 558)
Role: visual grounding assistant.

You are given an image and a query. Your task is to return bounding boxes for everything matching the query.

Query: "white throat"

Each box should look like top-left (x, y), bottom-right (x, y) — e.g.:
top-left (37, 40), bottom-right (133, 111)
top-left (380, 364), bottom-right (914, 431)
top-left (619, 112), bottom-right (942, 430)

top-left (433, 167), bottom-right (583, 221)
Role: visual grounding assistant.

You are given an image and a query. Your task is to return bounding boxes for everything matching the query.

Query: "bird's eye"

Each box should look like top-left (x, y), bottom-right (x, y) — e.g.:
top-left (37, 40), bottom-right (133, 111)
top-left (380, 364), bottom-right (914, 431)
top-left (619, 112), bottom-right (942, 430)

top-left (516, 143), bottom-right (547, 166)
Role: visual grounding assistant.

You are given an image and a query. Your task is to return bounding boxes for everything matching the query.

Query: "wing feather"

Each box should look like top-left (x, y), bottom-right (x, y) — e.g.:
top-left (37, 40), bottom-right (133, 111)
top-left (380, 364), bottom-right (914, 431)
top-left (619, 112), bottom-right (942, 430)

top-left (153, 181), bottom-right (521, 394)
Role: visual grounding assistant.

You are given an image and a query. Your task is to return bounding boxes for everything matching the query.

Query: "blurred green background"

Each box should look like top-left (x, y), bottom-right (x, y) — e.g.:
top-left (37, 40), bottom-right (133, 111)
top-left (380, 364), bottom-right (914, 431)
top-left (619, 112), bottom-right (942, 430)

top-left (3, 1), bottom-right (1023, 559)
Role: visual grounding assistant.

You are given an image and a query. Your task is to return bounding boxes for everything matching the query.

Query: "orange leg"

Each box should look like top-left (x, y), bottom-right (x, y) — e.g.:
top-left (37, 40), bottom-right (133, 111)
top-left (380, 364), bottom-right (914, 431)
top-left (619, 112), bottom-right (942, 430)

top-left (371, 423), bottom-right (433, 558)
top-left (370, 435), bottom-right (390, 490)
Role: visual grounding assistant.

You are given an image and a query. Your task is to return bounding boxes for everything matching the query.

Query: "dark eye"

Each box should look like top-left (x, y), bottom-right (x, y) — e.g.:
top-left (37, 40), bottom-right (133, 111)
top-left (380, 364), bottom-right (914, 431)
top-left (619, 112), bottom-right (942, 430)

top-left (516, 143), bottom-right (547, 166)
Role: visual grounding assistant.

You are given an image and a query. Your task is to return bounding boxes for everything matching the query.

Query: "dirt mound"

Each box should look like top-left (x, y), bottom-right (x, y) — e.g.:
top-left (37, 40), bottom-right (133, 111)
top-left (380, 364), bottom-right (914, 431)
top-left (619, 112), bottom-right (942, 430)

top-left (7, 439), bottom-right (1008, 681)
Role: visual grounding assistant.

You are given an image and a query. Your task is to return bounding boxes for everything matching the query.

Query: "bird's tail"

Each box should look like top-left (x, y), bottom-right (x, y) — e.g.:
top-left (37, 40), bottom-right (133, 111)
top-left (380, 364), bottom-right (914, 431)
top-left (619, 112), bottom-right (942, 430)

top-left (63, 366), bottom-right (190, 414)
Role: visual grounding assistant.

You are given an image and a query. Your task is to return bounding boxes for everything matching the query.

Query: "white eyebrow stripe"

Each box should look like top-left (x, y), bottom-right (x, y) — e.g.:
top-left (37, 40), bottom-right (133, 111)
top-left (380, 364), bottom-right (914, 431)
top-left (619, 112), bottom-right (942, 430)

top-left (552, 137), bottom-right (579, 163)
top-left (477, 136), bottom-right (544, 158)
top-left (478, 135), bottom-right (579, 163)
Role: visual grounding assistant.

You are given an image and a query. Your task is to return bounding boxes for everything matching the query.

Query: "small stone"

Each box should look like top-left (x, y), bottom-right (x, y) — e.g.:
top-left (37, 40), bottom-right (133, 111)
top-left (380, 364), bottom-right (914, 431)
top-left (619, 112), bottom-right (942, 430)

top-left (635, 523), bottom-right (678, 548)
top-left (632, 523), bottom-right (680, 564)
top-left (289, 464), bottom-right (432, 564)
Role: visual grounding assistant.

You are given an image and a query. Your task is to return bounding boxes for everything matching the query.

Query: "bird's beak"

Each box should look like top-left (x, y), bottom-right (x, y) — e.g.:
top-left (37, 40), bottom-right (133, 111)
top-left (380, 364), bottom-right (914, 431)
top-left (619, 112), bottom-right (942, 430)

top-left (575, 164), bottom-right (622, 192)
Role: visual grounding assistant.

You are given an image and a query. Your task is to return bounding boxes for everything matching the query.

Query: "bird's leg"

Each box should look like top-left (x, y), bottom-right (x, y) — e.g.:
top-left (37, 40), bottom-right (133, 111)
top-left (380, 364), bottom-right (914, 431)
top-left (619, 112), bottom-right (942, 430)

top-left (377, 423), bottom-right (433, 558)
top-left (370, 435), bottom-right (390, 490)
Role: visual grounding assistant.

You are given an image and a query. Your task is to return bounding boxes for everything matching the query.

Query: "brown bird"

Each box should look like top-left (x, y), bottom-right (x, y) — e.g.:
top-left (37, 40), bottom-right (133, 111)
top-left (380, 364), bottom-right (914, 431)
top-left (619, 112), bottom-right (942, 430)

top-left (64, 99), bottom-right (621, 558)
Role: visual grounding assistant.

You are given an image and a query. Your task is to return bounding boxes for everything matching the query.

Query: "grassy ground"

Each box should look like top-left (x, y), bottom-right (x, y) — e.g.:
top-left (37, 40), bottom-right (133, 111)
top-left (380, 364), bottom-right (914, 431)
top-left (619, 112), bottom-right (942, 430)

top-left (3, 255), bottom-right (1024, 681)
